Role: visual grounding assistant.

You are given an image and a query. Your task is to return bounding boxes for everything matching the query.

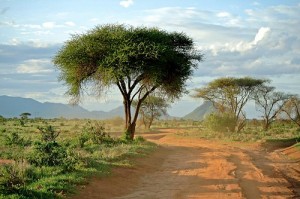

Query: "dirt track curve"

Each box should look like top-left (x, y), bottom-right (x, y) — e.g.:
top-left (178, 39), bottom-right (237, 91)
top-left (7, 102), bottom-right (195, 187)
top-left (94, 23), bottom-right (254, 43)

top-left (72, 129), bottom-right (300, 199)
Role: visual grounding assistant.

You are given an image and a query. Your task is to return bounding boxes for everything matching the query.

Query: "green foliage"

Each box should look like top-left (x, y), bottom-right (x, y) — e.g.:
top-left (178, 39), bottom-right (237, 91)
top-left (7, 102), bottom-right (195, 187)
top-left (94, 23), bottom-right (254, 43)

top-left (4, 132), bottom-right (31, 147)
top-left (19, 113), bottom-right (31, 120)
top-left (38, 126), bottom-right (60, 142)
top-left (27, 141), bottom-right (67, 167)
top-left (0, 118), bottom-right (156, 198)
top-left (133, 94), bottom-right (170, 129)
top-left (134, 136), bottom-right (145, 143)
top-left (0, 162), bottom-right (37, 196)
top-left (0, 116), bottom-right (6, 124)
top-left (194, 76), bottom-right (268, 132)
top-left (79, 121), bottom-right (115, 147)
top-left (203, 113), bottom-right (236, 132)
top-left (26, 126), bottom-right (78, 171)
top-left (53, 24), bottom-right (203, 139)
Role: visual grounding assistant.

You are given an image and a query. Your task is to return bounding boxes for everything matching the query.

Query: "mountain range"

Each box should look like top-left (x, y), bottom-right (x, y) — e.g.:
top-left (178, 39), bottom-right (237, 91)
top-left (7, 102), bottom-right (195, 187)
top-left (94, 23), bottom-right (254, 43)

top-left (0, 95), bottom-right (213, 120)
top-left (0, 95), bottom-right (124, 119)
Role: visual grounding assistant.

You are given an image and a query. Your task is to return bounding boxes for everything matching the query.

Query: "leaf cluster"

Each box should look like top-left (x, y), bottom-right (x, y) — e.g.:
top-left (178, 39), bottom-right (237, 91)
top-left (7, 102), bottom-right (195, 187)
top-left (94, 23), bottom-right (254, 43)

top-left (53, 24), bottom-right (203, 103)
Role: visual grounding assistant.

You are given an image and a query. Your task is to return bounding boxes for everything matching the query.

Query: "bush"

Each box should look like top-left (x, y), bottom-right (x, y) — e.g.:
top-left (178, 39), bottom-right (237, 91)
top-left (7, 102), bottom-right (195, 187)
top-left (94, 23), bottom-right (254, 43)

top-left (203, 112), bottom-right (236, 132)
top-left (27, 126), bottom-right (78, 171)
top-left (27, 141), bottom-right (67, 167)
top-left (4, 132), bottom-right (31, 147)
top-left (37, 126), bottom-right (59, 142)
top-left (79, 121), bottom-right (115, 147)
top-left (0, 162), bottom-right (36, 194)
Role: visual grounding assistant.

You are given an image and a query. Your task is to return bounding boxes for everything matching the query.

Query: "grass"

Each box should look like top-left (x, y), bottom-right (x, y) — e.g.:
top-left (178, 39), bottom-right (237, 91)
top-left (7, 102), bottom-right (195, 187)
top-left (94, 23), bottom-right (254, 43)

top-left (0, 118), bottom-right (156, 199)
top-left (171, 120), bottom-right (300, 143)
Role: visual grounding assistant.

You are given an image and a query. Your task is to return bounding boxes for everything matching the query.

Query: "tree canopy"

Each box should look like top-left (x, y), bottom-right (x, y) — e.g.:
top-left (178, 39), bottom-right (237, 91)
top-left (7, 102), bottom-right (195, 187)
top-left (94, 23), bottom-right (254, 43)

top-left (281, 95), bottom-right (300, 127)
top-left (193, 77), bottom-right (267, 132)
top-left (53, 24), bottom-right (203, 139)
top-left (133, 94), bottom-right (170, 129)
top-left (254, 85), bottom-right (290, 130)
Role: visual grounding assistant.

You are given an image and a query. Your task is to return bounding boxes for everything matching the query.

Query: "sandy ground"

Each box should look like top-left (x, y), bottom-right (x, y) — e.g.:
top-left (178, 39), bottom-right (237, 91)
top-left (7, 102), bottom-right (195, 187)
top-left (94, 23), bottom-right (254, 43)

top-left (72, 129), bottom-right (300, 199)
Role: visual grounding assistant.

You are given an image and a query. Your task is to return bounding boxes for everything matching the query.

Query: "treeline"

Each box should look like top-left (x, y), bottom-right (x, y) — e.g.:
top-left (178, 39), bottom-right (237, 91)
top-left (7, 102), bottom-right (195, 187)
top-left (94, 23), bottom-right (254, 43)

top-left (193, 76), bottom-right (300, 132)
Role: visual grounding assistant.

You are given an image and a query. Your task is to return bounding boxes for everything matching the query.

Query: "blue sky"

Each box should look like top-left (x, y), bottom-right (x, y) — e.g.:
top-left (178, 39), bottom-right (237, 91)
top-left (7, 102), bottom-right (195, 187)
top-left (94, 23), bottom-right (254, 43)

top-left (0, 0), bottom-right (300, 117)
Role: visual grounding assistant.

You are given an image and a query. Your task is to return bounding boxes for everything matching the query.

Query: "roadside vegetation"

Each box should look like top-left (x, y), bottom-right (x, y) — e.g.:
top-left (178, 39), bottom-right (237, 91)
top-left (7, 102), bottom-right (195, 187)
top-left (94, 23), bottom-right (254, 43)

top-left (0, 117), bottom-right (156, 199)
top-left (165, 119), bottom-right (300, 143)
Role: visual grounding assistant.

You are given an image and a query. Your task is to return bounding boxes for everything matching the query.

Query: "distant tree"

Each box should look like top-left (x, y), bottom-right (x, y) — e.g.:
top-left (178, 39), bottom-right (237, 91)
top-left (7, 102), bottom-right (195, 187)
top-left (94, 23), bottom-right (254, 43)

top-left (254, 86), bottom-right (290, 130)
top-left (281, 96), bottom-right (300, 127)
top-left (193, 77), bottom-right (267, 132)
top-left (53, 24), bottom-right (203, 140)
top-left (20, 112), bottom-right (31, 120)
top-left (19, 112), bottom-right (31, 126)
top-left (133, 94), bottom-right (170, 129)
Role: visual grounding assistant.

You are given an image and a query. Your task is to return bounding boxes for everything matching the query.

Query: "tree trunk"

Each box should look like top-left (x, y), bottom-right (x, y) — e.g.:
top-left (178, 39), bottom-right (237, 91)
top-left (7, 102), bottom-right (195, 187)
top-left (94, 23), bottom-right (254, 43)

top-left (125, 122), bottom-right (136, 140)
top-left (147, 117), bottom-right (153, 130)
top-left (235, 119), bottom-right (246, 133)
top-left (123, 97), bottom-right (141, 141)
top-left (263, 120), bottom-right (270, 131)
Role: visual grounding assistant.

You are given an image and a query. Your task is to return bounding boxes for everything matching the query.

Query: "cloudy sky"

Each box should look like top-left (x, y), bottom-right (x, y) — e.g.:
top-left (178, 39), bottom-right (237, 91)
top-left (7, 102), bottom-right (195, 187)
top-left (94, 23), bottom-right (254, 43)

top-left (0, 0), bottom-right (299, 117)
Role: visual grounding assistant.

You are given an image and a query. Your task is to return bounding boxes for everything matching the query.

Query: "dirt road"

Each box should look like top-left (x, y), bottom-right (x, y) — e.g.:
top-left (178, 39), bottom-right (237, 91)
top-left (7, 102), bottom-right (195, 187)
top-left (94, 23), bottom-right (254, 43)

top-left (73, 129), bottom-right (300, 199)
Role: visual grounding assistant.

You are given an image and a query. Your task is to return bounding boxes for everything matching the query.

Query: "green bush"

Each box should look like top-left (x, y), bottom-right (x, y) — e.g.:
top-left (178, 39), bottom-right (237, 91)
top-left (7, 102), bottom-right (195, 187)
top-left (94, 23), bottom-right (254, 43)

top-left (37, 126), bottom-right (59, 142)
top-left (79, 121), bottom-right (115, 147)
top-left (27, 141), bottom-right (67, 167)
top-left (27, 126), bottom-right (78, 171)
top-left (4, 132), bottom-right (31, 147)
top-left (203, 112), bottom-right (236, 132)
top-left (0, 162), bottom-right (36, 194)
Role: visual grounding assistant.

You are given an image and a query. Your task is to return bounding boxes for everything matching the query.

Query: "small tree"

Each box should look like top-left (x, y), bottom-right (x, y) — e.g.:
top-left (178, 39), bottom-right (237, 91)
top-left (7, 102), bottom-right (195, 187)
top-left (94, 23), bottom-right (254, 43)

top-left (281, 96), bottom-right (300, 127)
top-left (254, 86), bottom-right (290, 130)
top-left (133, 94), bottom-right (170, 129)
top-left (193, 77), bottom-right (267, 132)
top-left (19, 112), bottom-right (31, 120)
top-left (19, 112), bottom-right (31, 126)
top-left (53, 24), bottom-right (203, 140)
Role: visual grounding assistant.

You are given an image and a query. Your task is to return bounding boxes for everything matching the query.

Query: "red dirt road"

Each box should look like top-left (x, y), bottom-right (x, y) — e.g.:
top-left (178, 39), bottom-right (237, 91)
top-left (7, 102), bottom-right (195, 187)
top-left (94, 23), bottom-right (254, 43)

top-left (72, 129), bottom-right (300, 199)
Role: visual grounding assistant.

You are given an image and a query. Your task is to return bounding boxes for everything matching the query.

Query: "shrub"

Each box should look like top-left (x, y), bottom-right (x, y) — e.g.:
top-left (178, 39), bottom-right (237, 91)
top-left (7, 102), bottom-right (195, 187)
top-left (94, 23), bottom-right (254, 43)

top-left (203, 112), bottom-right (236, 132)
top-left (134, 136), bottom-right (145, 143)
top-left (37, 126), bottom-right (59, 142)
top-left (27, 141), bottom-right (67, 167)
top-left (0, 161), bottom-right (36, 194)
top-left (27, 126), bottom-right (78, 171)
top-left (4, 132), bottom-right (31, 147)
top-left (79, 121), bottom-right (115, 147)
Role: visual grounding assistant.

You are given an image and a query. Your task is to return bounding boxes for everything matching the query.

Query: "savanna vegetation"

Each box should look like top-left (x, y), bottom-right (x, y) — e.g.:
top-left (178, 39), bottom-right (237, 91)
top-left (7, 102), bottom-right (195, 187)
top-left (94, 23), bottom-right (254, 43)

top-left (0, 117), bottom-right (155, 199)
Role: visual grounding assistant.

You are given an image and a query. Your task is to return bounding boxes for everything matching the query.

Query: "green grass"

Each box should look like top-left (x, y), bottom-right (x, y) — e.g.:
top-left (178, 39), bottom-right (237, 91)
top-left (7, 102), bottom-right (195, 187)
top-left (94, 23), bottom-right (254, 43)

top-left (172, 121), bottom-right (300, 143)
top-left (0, 118), bottom-right (156, 199)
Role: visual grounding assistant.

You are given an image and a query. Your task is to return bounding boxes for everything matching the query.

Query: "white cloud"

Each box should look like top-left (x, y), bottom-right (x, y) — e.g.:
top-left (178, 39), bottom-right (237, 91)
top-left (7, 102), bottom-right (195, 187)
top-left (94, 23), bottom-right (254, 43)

top-left (217, 12), bottom-right (230, 18)
top-left (253, 27), bottom-right (270, 44)
top-left (16, 59), bottom-right (52, 74)
top-left (42, 22), bottom-right (56, 29)
top-left (120, 0), bottom-right (134, 8)
top-left (9, 38), bottom-right (21, 45)
top-left (65, 21), bottom-right (75, 27)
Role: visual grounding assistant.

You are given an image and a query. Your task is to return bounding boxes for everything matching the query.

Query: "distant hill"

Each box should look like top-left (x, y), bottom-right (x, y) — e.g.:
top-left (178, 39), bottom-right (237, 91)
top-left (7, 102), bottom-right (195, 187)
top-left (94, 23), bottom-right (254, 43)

top-left (182, 101), bottom-right (215, 121)
top-left (0, 95), bottom-right (124, 119)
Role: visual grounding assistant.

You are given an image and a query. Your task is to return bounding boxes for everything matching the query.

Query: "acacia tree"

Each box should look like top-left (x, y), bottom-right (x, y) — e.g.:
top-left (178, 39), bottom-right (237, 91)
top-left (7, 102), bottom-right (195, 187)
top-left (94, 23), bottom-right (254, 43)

top-left (20, 112), bottom-right (31, 120)
top-left (53, 24), bottom-right (203, 140)
top-left (193, 77), bottom-right (267, 132)
top-left (281, 96), bottom-right (300, 127)
top-left (133, 94), bottom-right (170, 129)
top-left (254, 86), bottom-right (290, 130)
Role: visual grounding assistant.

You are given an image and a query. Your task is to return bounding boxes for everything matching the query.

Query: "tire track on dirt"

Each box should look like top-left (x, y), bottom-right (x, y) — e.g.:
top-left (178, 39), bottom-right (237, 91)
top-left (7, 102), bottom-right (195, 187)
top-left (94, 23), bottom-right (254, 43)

top-left (72, 129), bottom-right (298, 199)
